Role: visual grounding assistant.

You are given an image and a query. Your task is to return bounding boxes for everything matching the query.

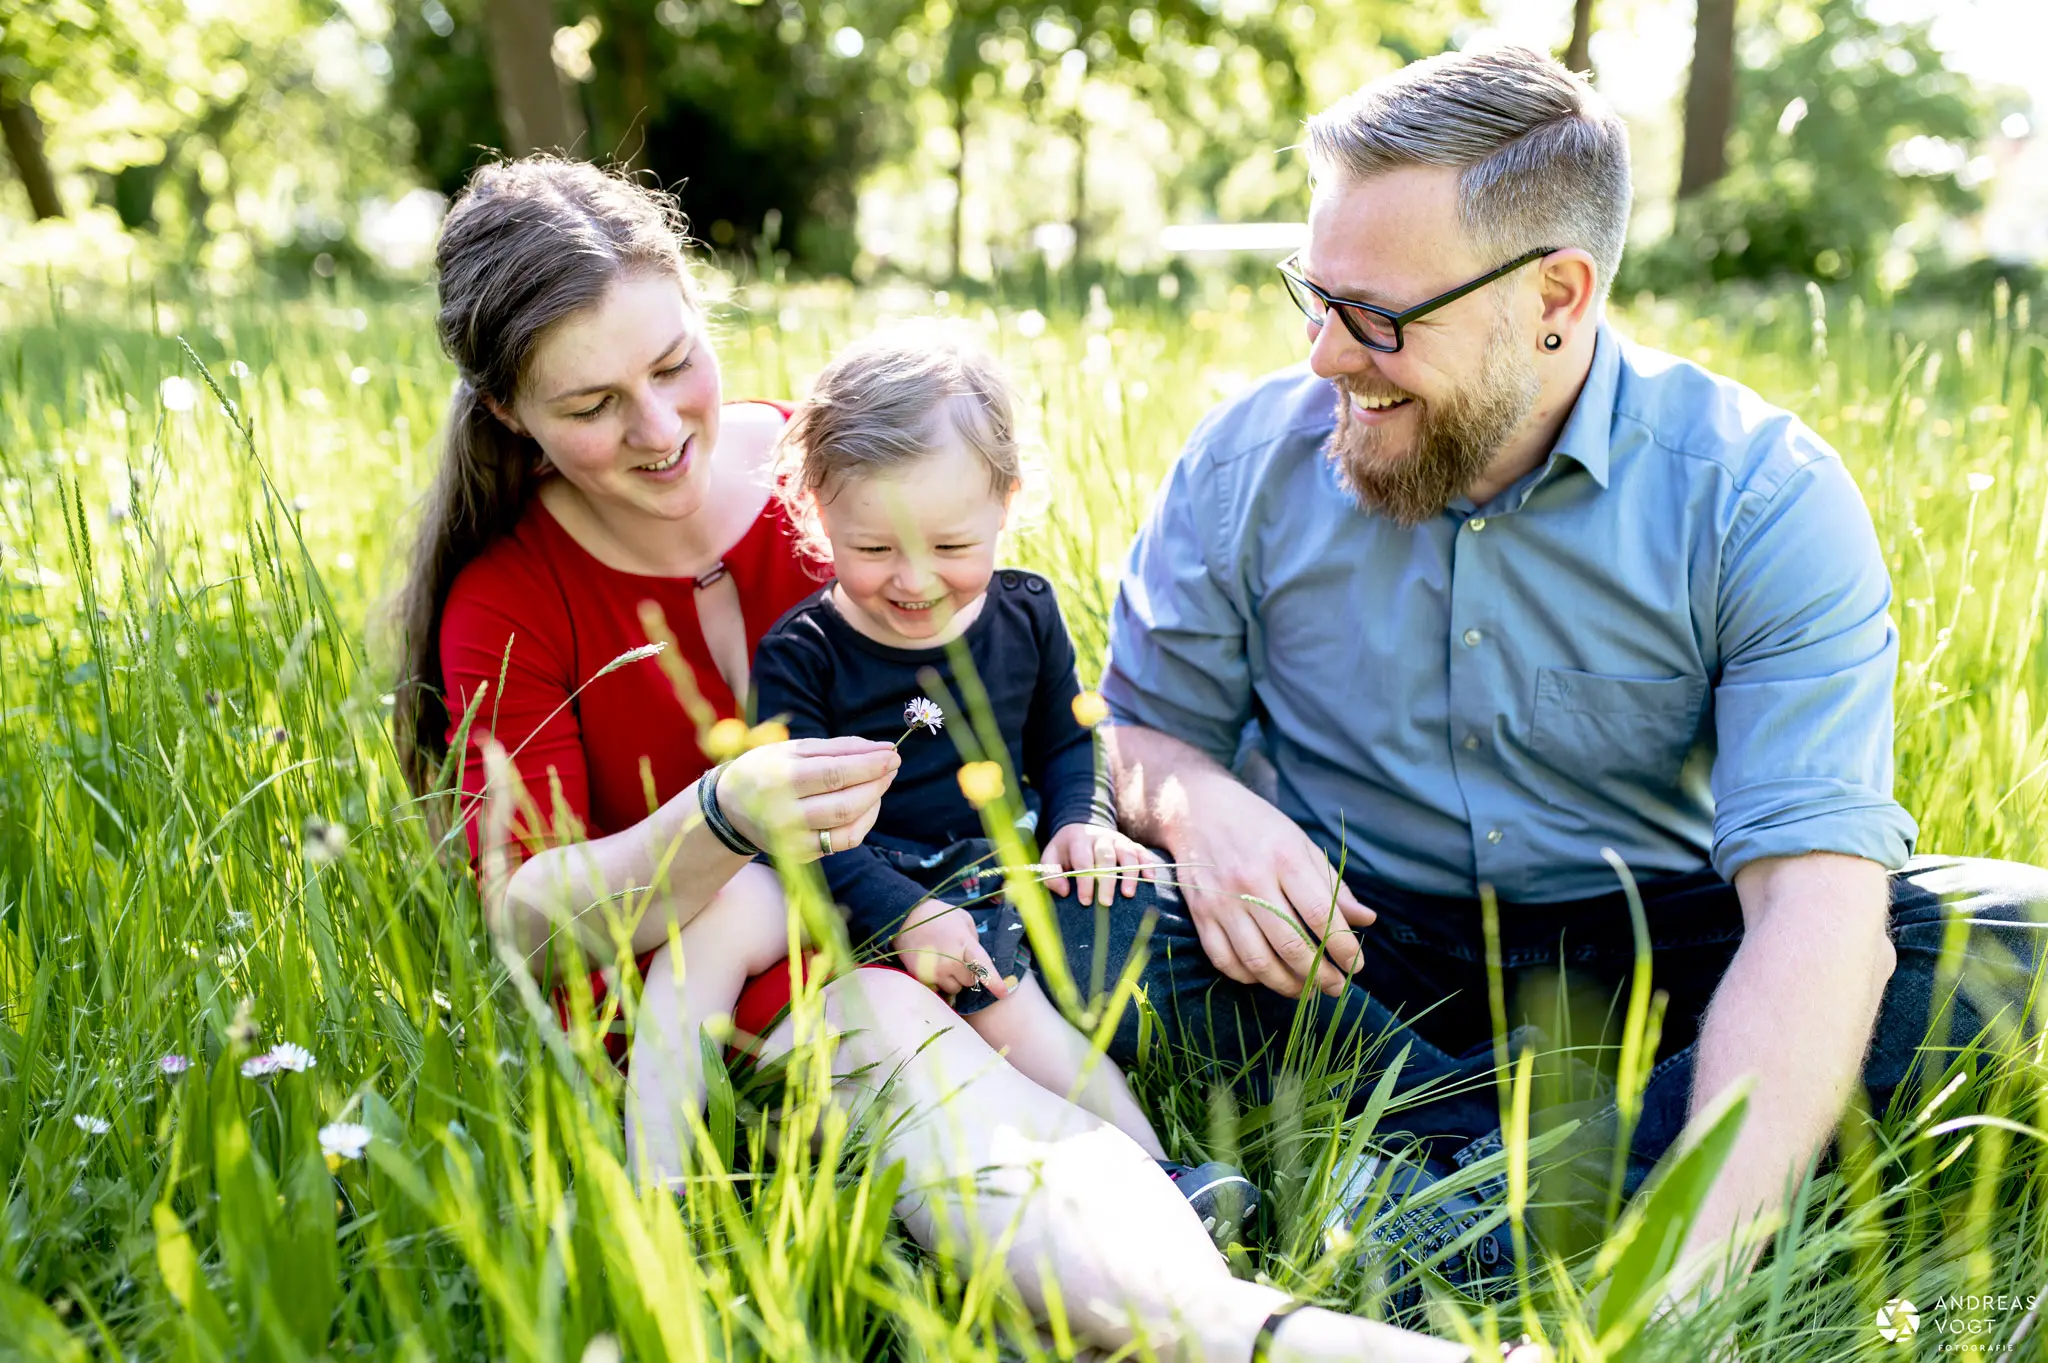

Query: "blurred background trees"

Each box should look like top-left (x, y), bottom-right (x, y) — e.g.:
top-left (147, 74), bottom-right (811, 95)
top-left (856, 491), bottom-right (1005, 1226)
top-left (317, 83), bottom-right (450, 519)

top-left (1, 0), bottom-right (2037, 296)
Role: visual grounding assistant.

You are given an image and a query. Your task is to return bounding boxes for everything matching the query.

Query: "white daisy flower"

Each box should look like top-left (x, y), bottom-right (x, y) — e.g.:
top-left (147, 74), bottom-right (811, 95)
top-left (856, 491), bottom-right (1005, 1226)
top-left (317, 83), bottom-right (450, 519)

top-left (73, 1114), bottom-right (111, 1135)
top-left (241, 1041), bottom-right (316, 1079)
top-left (318, 1122), bottom-right (372, 1162)
top-left (266, 1042), bottom-right (317, 1073)
top-left (898, 696), bottom-right (946, 747)
top-left (240, 1053), bottom-right (282, 1079)
top-left (158, 1054), bottom-right (191, 1076)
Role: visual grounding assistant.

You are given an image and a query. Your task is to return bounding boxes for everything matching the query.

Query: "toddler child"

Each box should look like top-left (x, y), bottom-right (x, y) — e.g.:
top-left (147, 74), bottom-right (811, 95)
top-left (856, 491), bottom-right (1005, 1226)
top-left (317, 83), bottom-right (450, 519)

top-left (751, 325), bottom-right (1256, 1242)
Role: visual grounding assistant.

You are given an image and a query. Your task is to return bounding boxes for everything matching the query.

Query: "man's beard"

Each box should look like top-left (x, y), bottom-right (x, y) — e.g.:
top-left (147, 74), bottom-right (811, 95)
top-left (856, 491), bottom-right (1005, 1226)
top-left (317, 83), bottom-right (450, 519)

top-left (1327, 317), bottom-right (1541, 526)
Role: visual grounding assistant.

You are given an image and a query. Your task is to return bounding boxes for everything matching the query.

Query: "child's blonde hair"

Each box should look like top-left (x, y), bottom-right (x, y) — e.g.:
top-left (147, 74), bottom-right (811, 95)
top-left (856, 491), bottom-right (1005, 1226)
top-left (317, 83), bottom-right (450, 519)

top-left (777, 321), bottom-right (1022, 563)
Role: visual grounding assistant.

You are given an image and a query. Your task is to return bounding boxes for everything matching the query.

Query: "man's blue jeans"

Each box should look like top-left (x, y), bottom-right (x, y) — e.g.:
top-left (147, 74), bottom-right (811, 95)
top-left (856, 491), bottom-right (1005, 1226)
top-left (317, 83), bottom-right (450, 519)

top-left (1053, 855), bottom-right (2048, 1206)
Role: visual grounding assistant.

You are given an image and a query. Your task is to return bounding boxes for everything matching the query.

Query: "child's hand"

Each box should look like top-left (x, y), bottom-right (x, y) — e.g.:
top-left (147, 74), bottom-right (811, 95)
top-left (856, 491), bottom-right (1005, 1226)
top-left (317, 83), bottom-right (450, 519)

top-left (1042, 822), bottom-right (1154, 906)
top-left (893, 903), bottom-right (1009, 1000)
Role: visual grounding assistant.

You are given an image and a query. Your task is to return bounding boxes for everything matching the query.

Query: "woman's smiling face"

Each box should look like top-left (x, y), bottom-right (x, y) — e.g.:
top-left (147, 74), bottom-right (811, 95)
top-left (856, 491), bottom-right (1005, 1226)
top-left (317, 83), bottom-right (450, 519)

top-left (499, 271), bottom-right (724, 524)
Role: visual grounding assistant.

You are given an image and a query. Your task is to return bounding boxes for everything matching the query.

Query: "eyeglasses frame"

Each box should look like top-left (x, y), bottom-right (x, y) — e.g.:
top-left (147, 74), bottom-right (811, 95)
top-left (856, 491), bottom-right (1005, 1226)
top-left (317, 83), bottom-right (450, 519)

top-left (1277, 246), bottom-right (1559, 353)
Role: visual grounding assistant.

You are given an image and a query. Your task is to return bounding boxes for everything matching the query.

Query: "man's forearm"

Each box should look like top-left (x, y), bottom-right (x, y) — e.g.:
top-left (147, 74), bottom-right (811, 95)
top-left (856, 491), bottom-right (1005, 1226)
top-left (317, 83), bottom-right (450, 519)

top-left (1678, 853), bottom-right (1894, 1287)
top-left (1100, 722), bottom-right (1233, 849)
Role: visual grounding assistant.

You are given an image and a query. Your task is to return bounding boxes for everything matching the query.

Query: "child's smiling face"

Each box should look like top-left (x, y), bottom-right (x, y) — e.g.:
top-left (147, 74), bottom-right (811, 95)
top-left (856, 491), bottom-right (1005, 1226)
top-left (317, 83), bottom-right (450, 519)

top-left (818, 432), bottom-right (1015, 648)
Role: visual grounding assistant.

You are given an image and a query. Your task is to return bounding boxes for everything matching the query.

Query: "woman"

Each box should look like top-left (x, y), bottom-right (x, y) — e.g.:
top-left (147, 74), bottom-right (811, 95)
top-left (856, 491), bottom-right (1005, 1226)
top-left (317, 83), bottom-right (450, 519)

top-left (393, 156), bottom-right (1475, 1363)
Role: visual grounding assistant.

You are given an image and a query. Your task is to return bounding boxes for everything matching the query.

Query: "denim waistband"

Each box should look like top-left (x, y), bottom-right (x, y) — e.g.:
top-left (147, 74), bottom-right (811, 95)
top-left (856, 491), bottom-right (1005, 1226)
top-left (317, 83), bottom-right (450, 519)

top-left (1342, 866), bottom-right (1743, 962)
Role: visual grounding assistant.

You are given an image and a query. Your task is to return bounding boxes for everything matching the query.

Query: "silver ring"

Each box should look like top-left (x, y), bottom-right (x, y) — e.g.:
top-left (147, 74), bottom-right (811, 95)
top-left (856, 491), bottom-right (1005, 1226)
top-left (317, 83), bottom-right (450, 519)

top-left (818, 828), bottom-right (834, 857)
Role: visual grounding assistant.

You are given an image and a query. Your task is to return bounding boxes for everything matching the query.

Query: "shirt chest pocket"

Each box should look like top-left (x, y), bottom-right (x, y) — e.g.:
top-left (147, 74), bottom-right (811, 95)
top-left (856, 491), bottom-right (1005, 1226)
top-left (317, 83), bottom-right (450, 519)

top-left (1530, 667), bottom-right (1709, 789)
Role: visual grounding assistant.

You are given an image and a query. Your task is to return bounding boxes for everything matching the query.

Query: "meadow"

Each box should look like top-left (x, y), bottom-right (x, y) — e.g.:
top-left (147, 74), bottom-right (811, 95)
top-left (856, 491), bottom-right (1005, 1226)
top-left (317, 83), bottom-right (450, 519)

top-left (1, 267), bottom-right (2045, 1360)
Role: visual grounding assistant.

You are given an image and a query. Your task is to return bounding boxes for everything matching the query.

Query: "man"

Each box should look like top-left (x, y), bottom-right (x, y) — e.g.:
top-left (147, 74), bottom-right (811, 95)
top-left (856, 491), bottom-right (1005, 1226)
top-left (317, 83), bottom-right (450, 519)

top-left (1067, 45), bottom-right (2048, 1296)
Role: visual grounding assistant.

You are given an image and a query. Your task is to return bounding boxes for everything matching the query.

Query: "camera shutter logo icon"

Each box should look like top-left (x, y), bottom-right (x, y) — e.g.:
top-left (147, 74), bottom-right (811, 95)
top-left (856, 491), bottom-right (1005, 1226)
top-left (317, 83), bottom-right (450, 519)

top-left (1875, 1298), bottom-right (1919, 1343)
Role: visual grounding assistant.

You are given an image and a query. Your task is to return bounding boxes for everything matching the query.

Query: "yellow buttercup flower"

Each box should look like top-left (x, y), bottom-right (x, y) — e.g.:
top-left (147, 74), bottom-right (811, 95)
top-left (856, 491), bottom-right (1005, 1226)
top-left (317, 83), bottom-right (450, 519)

top-left (958, 761), bottom-right (1006, 808)
top-left (746, 720), bottom-right (790, 749)
top-left (705, 717), bottom-right (748, 761)
top-left (1070, 690), bottom-right (1109, 728)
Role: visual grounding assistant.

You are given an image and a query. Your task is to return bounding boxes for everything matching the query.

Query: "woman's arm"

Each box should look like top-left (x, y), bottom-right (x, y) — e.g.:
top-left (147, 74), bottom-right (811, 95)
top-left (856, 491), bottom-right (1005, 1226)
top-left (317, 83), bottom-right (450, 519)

top-left (493, 737), bottom-right (902, 980)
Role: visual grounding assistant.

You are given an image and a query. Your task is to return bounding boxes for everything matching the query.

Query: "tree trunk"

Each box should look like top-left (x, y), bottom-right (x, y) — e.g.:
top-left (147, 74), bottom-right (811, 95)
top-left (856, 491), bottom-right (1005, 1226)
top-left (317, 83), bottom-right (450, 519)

top-left (1564, 0), bottom-right (1596, 74)
top-left (601, 0), bottom-right (652, 168)
top-left (1677, 0), bottom-right (1737, 198)
top-left (0, 83), bottom-right (63, 220)
top-left (480, 0), bottom-right (587, 155)
top-left (950, 94), bottom-right (968, 282)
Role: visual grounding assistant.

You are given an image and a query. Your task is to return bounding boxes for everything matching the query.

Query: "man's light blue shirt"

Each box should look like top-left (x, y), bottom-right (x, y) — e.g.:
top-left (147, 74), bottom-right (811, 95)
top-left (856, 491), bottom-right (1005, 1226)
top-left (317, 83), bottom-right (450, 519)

top-left (1102, 324), bottom-right (1918, 902)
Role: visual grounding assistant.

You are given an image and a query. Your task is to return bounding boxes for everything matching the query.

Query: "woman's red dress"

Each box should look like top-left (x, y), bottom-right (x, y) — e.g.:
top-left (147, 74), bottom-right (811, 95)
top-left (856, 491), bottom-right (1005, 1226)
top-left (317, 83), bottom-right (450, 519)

top-left (438, 414), bottom-right (842, 1061)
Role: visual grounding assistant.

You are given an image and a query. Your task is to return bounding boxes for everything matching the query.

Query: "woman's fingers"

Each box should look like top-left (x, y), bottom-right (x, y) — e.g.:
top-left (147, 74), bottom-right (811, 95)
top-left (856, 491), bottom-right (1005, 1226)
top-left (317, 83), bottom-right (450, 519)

top-left (780, 738), bottom-right (901, 798)
top-left (792, 773), bottom-right (895, 832)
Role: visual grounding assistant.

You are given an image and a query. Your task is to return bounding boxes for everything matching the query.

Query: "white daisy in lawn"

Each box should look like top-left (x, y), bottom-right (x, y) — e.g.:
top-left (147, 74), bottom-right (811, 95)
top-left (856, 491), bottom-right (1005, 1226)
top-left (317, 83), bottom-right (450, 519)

top-left (242, 1042), bottom-right (316, 1079)
top-left (266, 1042), bottom-right (317, 1073)
top-left (898, 696), bottom-right (945, 747)
top-left (158, 1053), bottom-right (191, 1076)
top-left (318, 1122), bottom-right (372, 1162)
top-left (73, 1114), bottom-right (111, 1135)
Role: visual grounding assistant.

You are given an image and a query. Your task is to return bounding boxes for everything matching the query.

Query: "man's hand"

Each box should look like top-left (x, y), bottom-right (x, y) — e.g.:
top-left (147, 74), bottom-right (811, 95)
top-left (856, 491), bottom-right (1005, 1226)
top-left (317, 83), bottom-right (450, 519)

top-left (1041, 821), bottom-right (1155, 906)
top-left (1106, 724), bottom-right (1374, 998)
top-left (893, 902), bottom-right (1011, 1001)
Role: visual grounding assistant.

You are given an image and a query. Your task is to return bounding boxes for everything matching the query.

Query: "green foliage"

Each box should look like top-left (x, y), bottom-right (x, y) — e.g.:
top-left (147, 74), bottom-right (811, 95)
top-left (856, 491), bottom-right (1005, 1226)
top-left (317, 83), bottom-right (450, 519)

top-left (0, 0), bottom-right (413, 278)
top-left (2, 273), bottom-right (2046, 1356)
top-left (385, 0), bottom-right (893, 272)
top-left (1628, 0), bottom-right (1992, 291)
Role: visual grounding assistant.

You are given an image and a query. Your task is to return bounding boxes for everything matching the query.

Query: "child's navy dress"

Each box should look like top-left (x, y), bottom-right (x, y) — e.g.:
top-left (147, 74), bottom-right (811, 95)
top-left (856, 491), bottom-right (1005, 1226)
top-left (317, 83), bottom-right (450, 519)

top-left (751, 570), bottom-right (1112, 1014)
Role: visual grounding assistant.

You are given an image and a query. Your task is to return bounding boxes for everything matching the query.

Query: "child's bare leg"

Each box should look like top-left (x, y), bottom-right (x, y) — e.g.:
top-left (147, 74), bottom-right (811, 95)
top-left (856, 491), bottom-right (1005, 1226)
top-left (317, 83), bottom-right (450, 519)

top-left (625, 863), bottom-right (793, 1187)
top-left (965, 974), bottom-right (1167, 1160)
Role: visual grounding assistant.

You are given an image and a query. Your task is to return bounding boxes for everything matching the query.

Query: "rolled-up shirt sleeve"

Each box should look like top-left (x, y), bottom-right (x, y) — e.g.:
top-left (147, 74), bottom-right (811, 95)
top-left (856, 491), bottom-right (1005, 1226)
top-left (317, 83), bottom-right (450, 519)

top-left (1099, 435), bottom-right (1253, 767)
top-left (1709, 453), bottom-right (1918, 878)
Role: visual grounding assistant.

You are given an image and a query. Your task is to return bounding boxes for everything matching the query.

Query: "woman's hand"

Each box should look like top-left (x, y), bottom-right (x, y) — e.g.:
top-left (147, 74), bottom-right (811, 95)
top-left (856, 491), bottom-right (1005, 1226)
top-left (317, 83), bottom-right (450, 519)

top-left (716, 736), bottom-right (900, 861)
top-left (1041, 821), bottom-right (1155, 906)
top-left (893, 902), bottom-right (1010, 1000)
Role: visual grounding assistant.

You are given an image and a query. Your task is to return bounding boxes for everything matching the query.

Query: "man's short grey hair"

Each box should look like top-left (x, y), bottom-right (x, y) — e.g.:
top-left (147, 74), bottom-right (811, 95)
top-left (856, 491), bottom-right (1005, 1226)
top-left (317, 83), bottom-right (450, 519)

top-left (1305, 45), bottom-right (1631, 304)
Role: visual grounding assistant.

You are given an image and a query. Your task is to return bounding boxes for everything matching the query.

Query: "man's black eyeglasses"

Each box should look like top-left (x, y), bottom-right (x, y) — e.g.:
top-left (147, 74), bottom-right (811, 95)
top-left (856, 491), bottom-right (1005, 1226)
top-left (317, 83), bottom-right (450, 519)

top-left (1277, 247), bottom-right (1556, 353)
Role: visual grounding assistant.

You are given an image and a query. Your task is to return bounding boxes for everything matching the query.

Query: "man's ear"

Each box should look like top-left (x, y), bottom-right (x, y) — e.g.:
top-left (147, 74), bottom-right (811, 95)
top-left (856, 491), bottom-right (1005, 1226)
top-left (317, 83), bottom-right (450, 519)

top-left (481, 392), bottom-right (528, 437)
top-left (1536, 248), bottom-right (1599, 346)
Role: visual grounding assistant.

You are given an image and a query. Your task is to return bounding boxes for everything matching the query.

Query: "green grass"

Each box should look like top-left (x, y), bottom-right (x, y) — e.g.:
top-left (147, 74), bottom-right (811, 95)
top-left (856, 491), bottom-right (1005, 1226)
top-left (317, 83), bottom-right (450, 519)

top-left (2, 270), bottom-right (2045, 1359)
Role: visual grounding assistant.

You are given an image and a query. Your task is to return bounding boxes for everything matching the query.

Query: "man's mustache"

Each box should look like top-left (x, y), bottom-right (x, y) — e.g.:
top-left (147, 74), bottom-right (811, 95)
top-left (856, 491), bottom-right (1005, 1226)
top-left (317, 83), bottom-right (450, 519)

top-left (1337, 379), bottom-right (1417, 406)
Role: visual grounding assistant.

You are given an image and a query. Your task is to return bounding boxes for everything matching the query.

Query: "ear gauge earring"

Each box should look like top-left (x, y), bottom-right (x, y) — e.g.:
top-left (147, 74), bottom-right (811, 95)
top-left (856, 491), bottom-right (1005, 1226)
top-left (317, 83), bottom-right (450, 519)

top-left (1543, 333), bottom-right (1563, 351)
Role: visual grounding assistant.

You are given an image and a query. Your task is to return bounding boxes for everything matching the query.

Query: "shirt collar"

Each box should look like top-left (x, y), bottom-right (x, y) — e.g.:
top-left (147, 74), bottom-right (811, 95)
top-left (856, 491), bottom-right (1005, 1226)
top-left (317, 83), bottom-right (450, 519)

top-left (1544, 322), bottom-right (1621, 491)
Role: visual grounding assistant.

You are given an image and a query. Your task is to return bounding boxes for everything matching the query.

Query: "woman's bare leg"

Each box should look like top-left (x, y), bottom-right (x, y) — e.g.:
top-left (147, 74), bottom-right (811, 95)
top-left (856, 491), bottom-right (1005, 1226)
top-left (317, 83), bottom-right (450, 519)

top-left (757, 967), bottom-right (1469, 1363)
top-left (964, 974), bottom-right (1167, 1160)
top-left (625, 863), bottom-right (791, 1187)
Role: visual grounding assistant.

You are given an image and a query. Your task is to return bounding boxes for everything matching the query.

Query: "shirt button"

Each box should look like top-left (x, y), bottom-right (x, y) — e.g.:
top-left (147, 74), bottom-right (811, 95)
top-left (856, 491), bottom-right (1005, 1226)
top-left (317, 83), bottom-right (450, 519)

top-left (1467, 517), bottom-right (1487, 532)
top-left (1462, 734), bottom-right (1480, 751)
top-left (1001, 571), bottom-right (1019, 589)
top-left (1487, 828), bottom-right (1504, 844)
top-left (1462, 628), bottom-right (1483, 647)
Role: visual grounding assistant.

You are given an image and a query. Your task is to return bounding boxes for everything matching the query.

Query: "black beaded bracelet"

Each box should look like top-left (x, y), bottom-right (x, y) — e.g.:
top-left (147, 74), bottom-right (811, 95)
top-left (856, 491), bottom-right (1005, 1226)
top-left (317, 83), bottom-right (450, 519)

top-left (698, 761), bottom-right (762, 857)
